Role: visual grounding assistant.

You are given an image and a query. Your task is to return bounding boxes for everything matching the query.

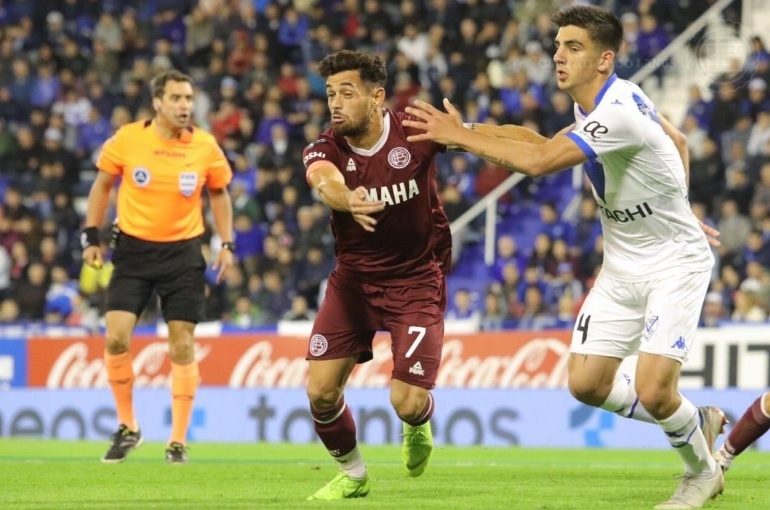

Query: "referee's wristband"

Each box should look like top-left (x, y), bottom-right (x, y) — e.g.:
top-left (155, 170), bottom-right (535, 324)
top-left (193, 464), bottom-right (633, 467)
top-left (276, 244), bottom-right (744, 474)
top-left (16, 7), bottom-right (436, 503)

top-left (80, 226), bottom-right (100, 250)
top-left (221, 241), bottom-right (235, 252)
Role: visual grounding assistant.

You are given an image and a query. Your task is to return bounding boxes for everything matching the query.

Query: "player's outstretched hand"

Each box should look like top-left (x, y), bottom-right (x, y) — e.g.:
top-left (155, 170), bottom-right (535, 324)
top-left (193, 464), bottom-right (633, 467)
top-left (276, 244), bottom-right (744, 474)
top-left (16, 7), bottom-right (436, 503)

top-left (699, 220), bottom-right (721, 247)
top-left (348, 186), bottom-right (384, 232)
top-left (83, 245), bottom-right (104, 269)
top-left (403, 98), bottom-right (464, 146)
top-left (213, 246), bottom-right (234, 283)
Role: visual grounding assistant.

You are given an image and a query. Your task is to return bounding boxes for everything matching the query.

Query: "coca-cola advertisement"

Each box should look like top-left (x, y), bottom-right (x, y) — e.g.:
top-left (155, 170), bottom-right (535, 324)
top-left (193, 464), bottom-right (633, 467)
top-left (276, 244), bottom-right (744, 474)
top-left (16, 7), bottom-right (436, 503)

top-left (26, 332), bottom-right (571, 389)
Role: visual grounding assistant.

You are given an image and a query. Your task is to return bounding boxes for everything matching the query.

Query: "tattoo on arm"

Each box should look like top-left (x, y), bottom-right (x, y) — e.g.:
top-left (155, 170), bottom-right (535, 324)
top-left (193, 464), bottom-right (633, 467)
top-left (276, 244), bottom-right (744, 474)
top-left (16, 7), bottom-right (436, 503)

top-left (478, 151), bottom-right (519, 171)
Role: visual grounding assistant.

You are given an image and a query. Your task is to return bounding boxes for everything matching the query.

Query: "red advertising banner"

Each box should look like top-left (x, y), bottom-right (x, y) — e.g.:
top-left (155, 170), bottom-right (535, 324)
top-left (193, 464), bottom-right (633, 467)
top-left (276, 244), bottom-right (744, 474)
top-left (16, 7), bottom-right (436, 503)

top-left (27, 331), bottom-right (571, 389)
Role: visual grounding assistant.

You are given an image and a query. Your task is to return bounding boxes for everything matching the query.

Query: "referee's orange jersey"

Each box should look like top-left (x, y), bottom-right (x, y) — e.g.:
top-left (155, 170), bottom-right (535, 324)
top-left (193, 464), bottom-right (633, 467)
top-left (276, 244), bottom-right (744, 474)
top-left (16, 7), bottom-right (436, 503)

top-left (96, 120), bottom-right (232, 242)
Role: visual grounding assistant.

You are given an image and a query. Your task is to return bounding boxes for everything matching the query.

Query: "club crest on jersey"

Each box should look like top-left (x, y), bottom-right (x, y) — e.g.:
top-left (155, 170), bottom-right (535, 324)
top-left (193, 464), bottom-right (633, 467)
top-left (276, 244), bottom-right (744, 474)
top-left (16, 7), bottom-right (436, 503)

top-left (132, 167), bottom-right (150, 187)
top-left (178, 172), bottom-right (198, 197)
top-left (387, 147), bottom-right (411, 169)
top-left (309, 334), bottom-right (328, 356)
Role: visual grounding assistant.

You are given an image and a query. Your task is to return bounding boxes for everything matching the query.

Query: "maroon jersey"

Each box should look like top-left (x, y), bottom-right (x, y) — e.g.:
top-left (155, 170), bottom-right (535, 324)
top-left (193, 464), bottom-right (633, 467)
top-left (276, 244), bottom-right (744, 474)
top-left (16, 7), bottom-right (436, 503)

top-left (304, 109), bottom-right (449, 282)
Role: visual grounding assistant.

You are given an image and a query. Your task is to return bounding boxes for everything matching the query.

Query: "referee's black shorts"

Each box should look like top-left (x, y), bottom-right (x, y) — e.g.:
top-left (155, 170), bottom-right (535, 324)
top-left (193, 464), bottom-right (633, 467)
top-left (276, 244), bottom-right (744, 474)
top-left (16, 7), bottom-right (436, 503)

top-left (107, 231), bottom-right (206, 323)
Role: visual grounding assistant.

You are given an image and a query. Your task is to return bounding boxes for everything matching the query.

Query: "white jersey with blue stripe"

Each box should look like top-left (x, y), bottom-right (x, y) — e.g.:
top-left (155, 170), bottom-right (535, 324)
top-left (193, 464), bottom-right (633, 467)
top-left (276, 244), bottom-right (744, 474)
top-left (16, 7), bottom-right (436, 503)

top-left (565, 74), bottom-right (713, 281)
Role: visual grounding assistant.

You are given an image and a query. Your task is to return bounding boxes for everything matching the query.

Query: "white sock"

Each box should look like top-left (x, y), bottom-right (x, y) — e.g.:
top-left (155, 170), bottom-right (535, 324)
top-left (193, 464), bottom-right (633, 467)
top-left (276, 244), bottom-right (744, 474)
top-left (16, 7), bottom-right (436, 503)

top-left (657, 397), bottom-right (717, 475)
top-left (335, 446), bottom-right (367, 479)
top-left (716, 441), bottom-right (735, 458)
top-left (600, 372), bottom-right (656, 423)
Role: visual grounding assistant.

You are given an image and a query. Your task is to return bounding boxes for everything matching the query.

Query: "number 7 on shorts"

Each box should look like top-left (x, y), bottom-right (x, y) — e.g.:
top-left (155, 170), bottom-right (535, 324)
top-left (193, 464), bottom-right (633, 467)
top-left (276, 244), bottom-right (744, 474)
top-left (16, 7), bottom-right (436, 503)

top-left (405, 326), bottom-right (426, 358)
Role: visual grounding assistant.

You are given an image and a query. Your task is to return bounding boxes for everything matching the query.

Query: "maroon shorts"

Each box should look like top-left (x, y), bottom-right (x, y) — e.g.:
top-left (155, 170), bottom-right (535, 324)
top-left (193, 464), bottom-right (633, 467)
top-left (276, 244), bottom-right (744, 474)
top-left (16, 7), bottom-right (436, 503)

top-left (307, 270), bottom-right (445, 389)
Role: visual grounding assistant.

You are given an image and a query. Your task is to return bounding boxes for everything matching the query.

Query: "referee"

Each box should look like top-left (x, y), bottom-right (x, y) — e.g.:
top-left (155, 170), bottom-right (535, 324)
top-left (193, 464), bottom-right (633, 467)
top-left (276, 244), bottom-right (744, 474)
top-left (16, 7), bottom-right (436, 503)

top-left (82, 70), bottom-right (234, 464)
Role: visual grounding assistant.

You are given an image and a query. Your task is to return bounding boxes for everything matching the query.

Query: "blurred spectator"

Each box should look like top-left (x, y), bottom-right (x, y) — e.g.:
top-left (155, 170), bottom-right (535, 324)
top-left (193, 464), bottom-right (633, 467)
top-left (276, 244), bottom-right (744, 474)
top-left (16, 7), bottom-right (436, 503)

top-left (718, 199), bottom-right (752, 266)
top-left (700, 291), bottom-right (727, 327)
top-left (15, 261), bottom-right (48, 320)
top-left (229, 295), bottom-right (264, 328)
top-left (517, 286), bottom-right (556, 330)
top-left (732, 279), bottom-right (767, 322)
top-left (447, 288), bottom-right (481, 322)
top-left (282, 295), bottom-right (316, 321)
top-left (0, 299), bottom-right (20, 323)
top-left (636, 14), bottom-right (669, 86)
top-left (480, 290), bottom-right (506, 331)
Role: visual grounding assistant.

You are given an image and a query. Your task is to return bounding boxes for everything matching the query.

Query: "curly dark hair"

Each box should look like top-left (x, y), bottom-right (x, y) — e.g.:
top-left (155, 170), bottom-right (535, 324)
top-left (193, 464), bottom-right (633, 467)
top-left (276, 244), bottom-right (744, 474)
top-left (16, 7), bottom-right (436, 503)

top-left (552, 5), bottom-right (623, 54)
top-left (318, 50), bottom-right (387, 88)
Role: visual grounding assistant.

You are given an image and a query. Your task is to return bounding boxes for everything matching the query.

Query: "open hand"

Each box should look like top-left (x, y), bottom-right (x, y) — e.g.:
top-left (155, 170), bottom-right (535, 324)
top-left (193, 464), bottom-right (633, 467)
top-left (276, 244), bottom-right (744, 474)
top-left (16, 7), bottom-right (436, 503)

top-left (403, 98), bottom-right (465, 146)
top-left (213, 247), bottom-right (234, 283)
top-left (699, 220), bottom-right (721, 247)
top-left (348, 186), bottom-right (385, 232)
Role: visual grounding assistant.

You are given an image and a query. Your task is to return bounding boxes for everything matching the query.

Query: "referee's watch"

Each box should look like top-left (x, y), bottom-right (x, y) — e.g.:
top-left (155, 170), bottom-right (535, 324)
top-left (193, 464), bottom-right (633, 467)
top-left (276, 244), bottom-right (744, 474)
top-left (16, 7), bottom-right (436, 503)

top-left (221, 241), bottom-right (236, 252)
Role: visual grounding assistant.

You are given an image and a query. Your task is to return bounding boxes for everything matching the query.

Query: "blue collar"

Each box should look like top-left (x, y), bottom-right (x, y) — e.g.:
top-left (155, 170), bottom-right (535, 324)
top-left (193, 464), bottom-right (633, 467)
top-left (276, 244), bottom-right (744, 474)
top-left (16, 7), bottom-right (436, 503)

top-left (578, 73), bottom-right (618, 115)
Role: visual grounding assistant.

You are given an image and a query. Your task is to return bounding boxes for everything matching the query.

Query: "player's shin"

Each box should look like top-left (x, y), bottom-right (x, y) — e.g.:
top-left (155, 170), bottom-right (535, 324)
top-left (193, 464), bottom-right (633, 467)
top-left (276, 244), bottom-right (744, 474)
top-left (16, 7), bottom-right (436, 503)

top-left (599, 371), bottom-right (656, 424)
top-left (403, 392), bottom-right (434, 426)
top-left (657, 397), bottom-right (717, 475)
top-left (170, 361), bottom-right (199, 444)
top-left (720, 393), bottom-right (770, 458)
top-left (104, 350), bottom-right (138, 431)
top-left (311, 396), bottom-right (366, 479)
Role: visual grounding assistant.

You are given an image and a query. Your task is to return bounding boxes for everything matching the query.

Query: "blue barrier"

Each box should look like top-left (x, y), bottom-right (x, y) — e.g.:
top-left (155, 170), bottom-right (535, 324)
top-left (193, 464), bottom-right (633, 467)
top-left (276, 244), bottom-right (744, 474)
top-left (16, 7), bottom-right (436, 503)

top-left (0, 339), bottom-right (27, 389)
top-left (1, 388), bottom-right (769, 449)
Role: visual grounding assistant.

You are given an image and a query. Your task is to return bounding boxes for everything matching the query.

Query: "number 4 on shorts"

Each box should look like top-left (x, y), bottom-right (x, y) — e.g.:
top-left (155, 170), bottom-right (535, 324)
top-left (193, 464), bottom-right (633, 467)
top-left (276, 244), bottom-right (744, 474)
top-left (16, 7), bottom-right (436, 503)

top-left (576, 314), bottom-right (591, 344)
top-left (405, 326), bottom-right (426, 358)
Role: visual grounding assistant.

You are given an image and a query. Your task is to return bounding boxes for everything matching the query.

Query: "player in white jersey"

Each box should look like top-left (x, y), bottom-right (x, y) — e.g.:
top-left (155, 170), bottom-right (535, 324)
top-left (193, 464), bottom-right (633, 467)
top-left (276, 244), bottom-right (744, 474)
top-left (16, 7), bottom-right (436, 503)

top-left (404, 5), bottom-right (725, 509)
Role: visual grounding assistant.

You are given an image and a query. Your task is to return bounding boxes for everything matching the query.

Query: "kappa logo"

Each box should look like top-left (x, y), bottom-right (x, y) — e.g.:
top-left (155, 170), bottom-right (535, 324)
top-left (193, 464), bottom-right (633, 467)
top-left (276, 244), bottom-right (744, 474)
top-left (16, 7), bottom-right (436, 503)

top-left (346, 158), bottom-right (356, 172)
top-left (309, 334), bottom-right (328, 356)
top-left (408, 361), bottom-right (424, 376)
top-left (671, 336), bottom-right (687, 350)
top-left (387, 147), bottom-right (411, 169)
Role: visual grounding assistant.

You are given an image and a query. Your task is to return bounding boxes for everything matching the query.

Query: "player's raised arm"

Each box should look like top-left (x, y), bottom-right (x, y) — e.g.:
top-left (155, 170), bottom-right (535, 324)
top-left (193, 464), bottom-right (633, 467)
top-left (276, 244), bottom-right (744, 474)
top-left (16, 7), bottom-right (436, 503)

top-left (438, 97), bottom-right (559, 147)
top-left (464, 121), bottom-right (550, 144)
top-left (404, 99), bottom-right (587, 176)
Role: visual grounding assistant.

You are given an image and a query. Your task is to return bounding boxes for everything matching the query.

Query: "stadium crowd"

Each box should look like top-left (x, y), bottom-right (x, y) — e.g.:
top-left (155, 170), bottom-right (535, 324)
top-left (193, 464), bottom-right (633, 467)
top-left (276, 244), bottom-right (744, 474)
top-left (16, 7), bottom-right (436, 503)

top-left (0, 0), bottom-right (763, 331)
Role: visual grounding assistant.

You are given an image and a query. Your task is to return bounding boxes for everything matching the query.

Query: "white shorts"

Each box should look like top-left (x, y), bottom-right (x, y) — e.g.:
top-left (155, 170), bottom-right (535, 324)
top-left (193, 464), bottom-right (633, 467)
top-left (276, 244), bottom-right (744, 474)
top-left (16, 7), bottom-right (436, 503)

top-left (570, 270), bottom-right (711, 362)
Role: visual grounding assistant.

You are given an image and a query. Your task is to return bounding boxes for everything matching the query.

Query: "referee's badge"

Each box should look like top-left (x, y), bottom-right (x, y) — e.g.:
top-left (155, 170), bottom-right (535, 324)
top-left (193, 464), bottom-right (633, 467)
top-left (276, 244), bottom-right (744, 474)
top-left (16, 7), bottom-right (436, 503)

top-left (132, 167), bottom-right (150, 187)
top-left (179, 172), bottom-right (198, 197)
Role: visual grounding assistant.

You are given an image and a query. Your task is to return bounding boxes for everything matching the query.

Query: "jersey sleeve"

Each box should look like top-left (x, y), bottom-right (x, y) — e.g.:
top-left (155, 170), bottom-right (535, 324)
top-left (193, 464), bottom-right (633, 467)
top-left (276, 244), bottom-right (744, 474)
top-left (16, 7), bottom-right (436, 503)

top-left (565, 104), bottom-right (643, 159)
top-left (205, 141), bottom-right (232, 189)
top-left (95, 130), bottom-right (126, 175)
top-left (302, 138), bottom-right (343, 182)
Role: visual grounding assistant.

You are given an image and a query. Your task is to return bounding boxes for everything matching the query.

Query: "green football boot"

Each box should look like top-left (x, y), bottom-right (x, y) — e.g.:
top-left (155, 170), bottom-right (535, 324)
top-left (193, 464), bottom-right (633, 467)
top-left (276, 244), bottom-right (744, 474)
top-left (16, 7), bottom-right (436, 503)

top-left (307, 472), bottom-right (370, 500)
top-left (402, 421), bottom-right (433, 477)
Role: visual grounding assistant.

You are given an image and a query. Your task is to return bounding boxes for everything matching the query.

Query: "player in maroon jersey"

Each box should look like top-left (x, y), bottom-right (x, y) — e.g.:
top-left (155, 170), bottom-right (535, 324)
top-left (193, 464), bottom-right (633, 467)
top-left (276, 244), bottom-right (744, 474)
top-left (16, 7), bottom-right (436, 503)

top-left (302, 50), bottom-right (451, 500)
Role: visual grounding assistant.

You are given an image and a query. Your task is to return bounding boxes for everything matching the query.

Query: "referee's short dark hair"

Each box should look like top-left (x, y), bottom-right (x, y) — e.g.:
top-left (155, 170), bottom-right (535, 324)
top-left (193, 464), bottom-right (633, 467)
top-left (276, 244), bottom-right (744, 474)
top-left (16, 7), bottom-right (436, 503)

top-left (150, 69), bottom-right (194, 99)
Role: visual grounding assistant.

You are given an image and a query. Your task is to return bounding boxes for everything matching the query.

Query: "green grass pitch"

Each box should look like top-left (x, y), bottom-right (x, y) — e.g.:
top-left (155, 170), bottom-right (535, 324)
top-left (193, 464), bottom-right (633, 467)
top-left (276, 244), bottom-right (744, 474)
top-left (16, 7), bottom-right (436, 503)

top-left (1, 441), bottom-right (768, 509)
